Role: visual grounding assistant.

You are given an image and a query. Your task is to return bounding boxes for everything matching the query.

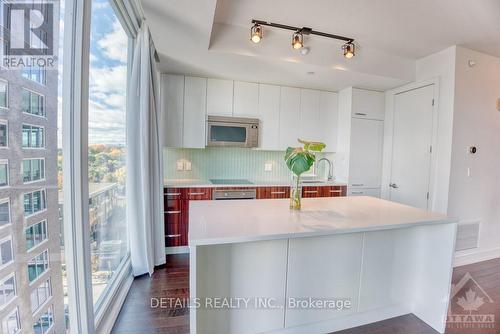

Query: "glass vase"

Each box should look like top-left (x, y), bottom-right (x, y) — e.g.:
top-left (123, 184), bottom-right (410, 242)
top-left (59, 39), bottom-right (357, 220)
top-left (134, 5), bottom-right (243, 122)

top-left (290, 175), bottom-right (302, 210)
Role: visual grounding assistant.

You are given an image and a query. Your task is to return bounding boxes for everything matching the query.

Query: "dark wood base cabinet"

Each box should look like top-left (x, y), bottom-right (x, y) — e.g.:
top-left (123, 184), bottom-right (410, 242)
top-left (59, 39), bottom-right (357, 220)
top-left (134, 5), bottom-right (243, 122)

top-left (164, 185), bottom-right (347, 248)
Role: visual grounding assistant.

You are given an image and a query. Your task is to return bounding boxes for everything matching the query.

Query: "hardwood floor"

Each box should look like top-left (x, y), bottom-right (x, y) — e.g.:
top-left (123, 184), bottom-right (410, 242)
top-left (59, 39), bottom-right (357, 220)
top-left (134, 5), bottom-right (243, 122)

top-left (112, 255), bottom-right (500, 334)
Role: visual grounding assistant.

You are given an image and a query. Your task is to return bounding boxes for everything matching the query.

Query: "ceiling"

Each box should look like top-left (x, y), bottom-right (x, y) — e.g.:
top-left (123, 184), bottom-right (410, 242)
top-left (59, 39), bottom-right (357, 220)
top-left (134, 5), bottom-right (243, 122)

top-left (140, 0), bottom-right (500, 91)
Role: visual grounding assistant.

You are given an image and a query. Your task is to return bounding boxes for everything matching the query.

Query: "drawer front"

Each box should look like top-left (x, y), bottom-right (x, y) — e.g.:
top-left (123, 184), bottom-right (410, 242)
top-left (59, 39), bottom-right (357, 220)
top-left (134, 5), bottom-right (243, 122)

top-left (322, 186), bottom-right (347, 197)
top-left (302, 186), bottom-right (321, 198)
top-left (183, 187), bottom-right (212, 200)
top-left (165, 221), bottom-right (184, 247)
top-left (256, 186), bottom-right (289, 199)
top-left (348, 188), bottom-right (381, 198)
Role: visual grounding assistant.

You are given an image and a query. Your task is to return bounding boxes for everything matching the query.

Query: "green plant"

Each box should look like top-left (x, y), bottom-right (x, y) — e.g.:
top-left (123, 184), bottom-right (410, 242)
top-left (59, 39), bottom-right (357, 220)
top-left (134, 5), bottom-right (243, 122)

top-left (284, 139), bottom-right (326, 209)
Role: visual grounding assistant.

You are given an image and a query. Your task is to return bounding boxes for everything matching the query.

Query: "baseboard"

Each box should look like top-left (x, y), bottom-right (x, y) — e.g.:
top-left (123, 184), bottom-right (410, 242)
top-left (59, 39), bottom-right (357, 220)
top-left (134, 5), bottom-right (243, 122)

top-left (453, 247), bottom-right (500, 267)
top-left (165, 246), bottom-right (189, 254)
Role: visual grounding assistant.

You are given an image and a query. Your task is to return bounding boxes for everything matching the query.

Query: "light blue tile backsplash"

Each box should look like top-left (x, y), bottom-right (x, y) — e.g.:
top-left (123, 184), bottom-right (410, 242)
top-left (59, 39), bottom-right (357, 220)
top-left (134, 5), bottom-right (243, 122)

top-left (164, 148), bottom-right (332, 182)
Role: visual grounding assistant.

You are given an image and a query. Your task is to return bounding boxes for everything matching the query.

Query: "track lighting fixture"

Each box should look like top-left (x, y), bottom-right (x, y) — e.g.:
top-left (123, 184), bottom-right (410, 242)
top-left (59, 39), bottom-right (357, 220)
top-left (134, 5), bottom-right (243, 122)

top-left (250, 19), bottom-right (355, 58)
top-left (291, 31), bottom-right (303, 50)
top-left (250, 23), bottom-right (262, 43)
top-left (342, 42), bottom-right (355, 59)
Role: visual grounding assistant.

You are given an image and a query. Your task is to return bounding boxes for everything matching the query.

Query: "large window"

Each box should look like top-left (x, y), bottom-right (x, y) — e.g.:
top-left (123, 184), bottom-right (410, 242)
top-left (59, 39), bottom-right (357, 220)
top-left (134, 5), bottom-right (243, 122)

top-left (26, 220), bottom-right (48, 251)
top-left (88, 0), bottom-right (129, 306)
top-left (23, 67), bottom-right (46, 85)
top-left (0, 80), bottom-right (7, 108)
top-left (0, 238), bottom-right (13, 267)
top-left (0, 274), bottom-right (16, 308)
top-left (22, 158), bottom-right (45, 183)
top-left (27, 250), bottom-right (49, 283)
top-left (30, 278), bottom-right (51, 313)
top-left (2, 307), bottom-right (20, 334)
top-left (0, 199), bottom-right (10, 228)
top-left (0, 160), bottom-right (8, 187)
top-left (23, 190), bottom-right (47, 217)
top-left (0, 121), bottom-right (7, 147)
top-left (22, 125), bottom-right (45, 148)
top-left (32, 305), bottom-right (53, 334)
top-left (22, 89), bottom-right (45, 117)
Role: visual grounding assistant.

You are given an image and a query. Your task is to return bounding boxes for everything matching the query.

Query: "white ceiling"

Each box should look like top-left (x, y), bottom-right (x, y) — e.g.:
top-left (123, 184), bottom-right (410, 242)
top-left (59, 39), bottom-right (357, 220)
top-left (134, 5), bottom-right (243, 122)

top-left (140, 0), bottom-right (500, 91)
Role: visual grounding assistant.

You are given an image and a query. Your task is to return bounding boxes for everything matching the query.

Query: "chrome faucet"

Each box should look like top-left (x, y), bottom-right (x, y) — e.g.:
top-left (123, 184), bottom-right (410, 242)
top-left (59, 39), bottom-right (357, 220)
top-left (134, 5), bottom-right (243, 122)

top-left (317, 158), bottom-right (334, 181)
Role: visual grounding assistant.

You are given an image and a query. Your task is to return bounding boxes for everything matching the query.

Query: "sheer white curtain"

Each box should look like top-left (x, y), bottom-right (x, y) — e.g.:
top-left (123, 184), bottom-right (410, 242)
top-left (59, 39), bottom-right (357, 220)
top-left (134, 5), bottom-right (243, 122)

top-left (127, 22), bottom-right (165, 276)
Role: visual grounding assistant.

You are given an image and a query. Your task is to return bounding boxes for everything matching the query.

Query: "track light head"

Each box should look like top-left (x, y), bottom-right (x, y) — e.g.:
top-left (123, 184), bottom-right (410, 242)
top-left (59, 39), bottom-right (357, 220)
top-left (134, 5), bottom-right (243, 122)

top-left (342, 42), bottom-right (355, 59)
top-left (292, 31), bottom-right (303, 50)
top-left (250, 23), bottom-right (263, 43)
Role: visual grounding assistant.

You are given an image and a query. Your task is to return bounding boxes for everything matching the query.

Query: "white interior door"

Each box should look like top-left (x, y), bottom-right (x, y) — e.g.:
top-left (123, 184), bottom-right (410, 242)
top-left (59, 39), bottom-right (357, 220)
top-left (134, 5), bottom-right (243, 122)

top-left (390, 85), bottom-right (434, 209)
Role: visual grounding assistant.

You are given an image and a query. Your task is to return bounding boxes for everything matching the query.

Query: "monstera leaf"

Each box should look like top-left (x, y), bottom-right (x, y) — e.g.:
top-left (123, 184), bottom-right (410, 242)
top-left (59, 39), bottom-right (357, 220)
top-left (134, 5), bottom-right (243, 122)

top-left (284, 139), bottom-right (326, 177)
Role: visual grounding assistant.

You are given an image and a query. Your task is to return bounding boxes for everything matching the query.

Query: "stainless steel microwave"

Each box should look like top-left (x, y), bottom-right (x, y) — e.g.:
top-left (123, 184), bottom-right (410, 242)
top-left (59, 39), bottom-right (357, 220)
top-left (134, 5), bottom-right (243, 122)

top-left (206, 116), bottom-right (259, 148)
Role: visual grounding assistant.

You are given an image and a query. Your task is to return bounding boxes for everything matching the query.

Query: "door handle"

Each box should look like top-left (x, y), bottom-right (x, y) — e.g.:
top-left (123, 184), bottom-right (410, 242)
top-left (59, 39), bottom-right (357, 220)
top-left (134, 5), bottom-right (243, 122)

top-left (389, 183), bottom-right (399, 189)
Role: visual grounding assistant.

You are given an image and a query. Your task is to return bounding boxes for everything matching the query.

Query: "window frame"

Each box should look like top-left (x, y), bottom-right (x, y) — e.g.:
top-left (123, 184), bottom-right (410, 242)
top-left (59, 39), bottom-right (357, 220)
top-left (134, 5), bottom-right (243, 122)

top-left (0, 236), bottom-right (14, 269)
top-left (28, 249), bottom-right (50, 285)
top-left (32, 304), bottom-right (54, 334)
top-left (30, 277), bottom-right (52, 314)
top-left (22, 67), bottom-right (47, 86)
top-left (23, 189), bottom-right (47, 218)
top-left (21, 88), bottom-right (46, 118)
top-left (0, 198), bottom-right (11, 229)
top-left (0, 159), bottom-right (9, 188)
top-left (21, 123), bottom-right (46, 149)
top-left (2, 306), bottom-right (20, 334)
top-left (25, 219), bottom-right (49, 252)
top-left (0, 120), bottom-right (8, 148)
top-left (0, 273), bottom-right (17, 310)
top-left (0, 79), bottom-right (8, 109)
top-left (22, 158), bottom-right (46, 184)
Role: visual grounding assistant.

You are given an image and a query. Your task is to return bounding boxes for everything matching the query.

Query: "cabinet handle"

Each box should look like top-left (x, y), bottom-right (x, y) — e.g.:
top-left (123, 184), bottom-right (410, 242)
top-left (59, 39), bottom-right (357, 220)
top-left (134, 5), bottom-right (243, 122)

top-left (166, 210), bottom-right (181, 214)
top-left (304, 190), bottom-right (318, 194)
top-left (355, 113), bottom-right (367, 116)
top-left (351, 183), bottom-right (364, 186)
top-left (166, 234), bottom-right (181, 238)
top-left (329, 190), bottom-right (342, 193)
top-left (166, 192), bottom-right (181, 196)
top-left (189, 192), bottom-right (205, 196)
top-left (270, 191), bottom-right (286, 195)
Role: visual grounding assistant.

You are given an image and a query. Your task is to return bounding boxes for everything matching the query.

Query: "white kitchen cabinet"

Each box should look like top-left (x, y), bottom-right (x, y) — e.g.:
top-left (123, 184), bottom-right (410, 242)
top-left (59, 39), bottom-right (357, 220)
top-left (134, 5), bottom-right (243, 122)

top-left (206, 78), bottom-right (233, 116)
top-left (319, 91), bottom-right (339, 152)
top-left (183, 77), bottom-right (207, 148)
top-left (348, 188), bottom-right (381, 197)
top-left (233, 81), bottom-right (259, 118)
top-left (258, 84), bottom-right (280, 150)
top-left (349, 118), bottom-right (384, 188)
top-left (299, 89), bottom-right (321, 142)
top-left (279, 87), bottom-right (301, 149)
top-left (351, 88), bottom-right (385, 120)
top-left (162, 74), bottom-right (184, 147)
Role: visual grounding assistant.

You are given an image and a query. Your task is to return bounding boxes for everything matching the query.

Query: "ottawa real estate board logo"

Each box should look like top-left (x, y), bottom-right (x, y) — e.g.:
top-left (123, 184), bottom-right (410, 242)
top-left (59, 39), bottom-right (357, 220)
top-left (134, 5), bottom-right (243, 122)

top-left (1, 0), bottom-right (58, 69)
top-left (447, 272), bottom-right (495, 330)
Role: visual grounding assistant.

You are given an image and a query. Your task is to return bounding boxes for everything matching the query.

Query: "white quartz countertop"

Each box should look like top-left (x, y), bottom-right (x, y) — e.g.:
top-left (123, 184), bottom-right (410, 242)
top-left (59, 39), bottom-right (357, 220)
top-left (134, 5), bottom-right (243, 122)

top-left (188, 196), bottom-right (456, 246)
top-left (164, 178), bottom-right (347, 188)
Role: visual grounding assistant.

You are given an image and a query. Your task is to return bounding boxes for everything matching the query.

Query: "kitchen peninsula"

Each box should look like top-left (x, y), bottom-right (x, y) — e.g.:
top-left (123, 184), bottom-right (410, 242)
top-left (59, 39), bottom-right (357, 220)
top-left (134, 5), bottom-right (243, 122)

top-left (189, 196), bottom-right (457, 334)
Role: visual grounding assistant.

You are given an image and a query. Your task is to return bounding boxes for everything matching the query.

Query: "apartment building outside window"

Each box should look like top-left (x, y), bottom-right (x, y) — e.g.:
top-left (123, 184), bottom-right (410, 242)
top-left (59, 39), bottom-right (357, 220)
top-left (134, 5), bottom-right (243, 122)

top-left (2, 307), bottom-right (20, 334)
top-left (22, 158), bottom-right (45, 183)
top-left (0, 274), bottom-right (16, 308)
top-left (0, 121), bottom-right (7, 147)
top-left (0, 80), bottom-right (7, 108)
top-left (22, 125), bottom-right (45, 148)
top-left (0, 160), bottom-right (7, 187)
top-left (26, 220), bottom-right (48, 251)
top-left (22, 67), bottom-right (46, 85)
top-left (28, 250), bottom-right (49, 283)
top-left (22, 89), bottom-right (45, 117)
top-left (23, 190), bottom-right (47, 217)
top-left (0, 237), bottom-right (13, 267)
top-left (30, 278), bottom-right (51, 313)
top-left (0, 200), bottom-right (9, 228)
top-left (33, 305), bottom-right (53, 334)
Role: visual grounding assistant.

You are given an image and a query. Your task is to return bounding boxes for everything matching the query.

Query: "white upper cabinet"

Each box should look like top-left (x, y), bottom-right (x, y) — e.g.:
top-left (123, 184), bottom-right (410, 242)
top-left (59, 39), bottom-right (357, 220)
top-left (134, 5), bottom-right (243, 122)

top-left (319, 91), bottom-right (339, 153)
top-left (299, 89), bottom-right (321, 142)
top-left (351, 88), bottom-right (385, 120)
top-left (207, 79), bottom-right (233, 116)
top-left (183, 77), bottom-right (207, 148)
top-left (349, 118), bottom-right (384, 188)
top-left (279, 87), bottom-right (301, 149)
top-left (258, 84), bottom-right (280, 150)
top-left (233, 81), bottom-right (259, 118)
top-left (162, 74), bottom-right (184, 147)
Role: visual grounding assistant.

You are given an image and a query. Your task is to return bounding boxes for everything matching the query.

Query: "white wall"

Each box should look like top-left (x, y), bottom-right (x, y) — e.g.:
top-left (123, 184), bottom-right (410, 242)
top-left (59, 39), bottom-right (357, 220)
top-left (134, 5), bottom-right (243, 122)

top-left (449, 46), bottom-right (500, 266)
top-left (381, 46), bottom-right (456, 214)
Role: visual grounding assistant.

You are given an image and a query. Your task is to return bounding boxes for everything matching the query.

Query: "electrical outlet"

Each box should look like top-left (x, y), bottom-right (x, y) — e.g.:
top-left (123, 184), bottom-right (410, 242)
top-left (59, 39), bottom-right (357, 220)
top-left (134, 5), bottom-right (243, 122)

top-left (265, 163), bottom-right (273, 171)
top-left (176, 160), bottom-right (184, 171)
top-left (185, 161), bottom-right (192, 171)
